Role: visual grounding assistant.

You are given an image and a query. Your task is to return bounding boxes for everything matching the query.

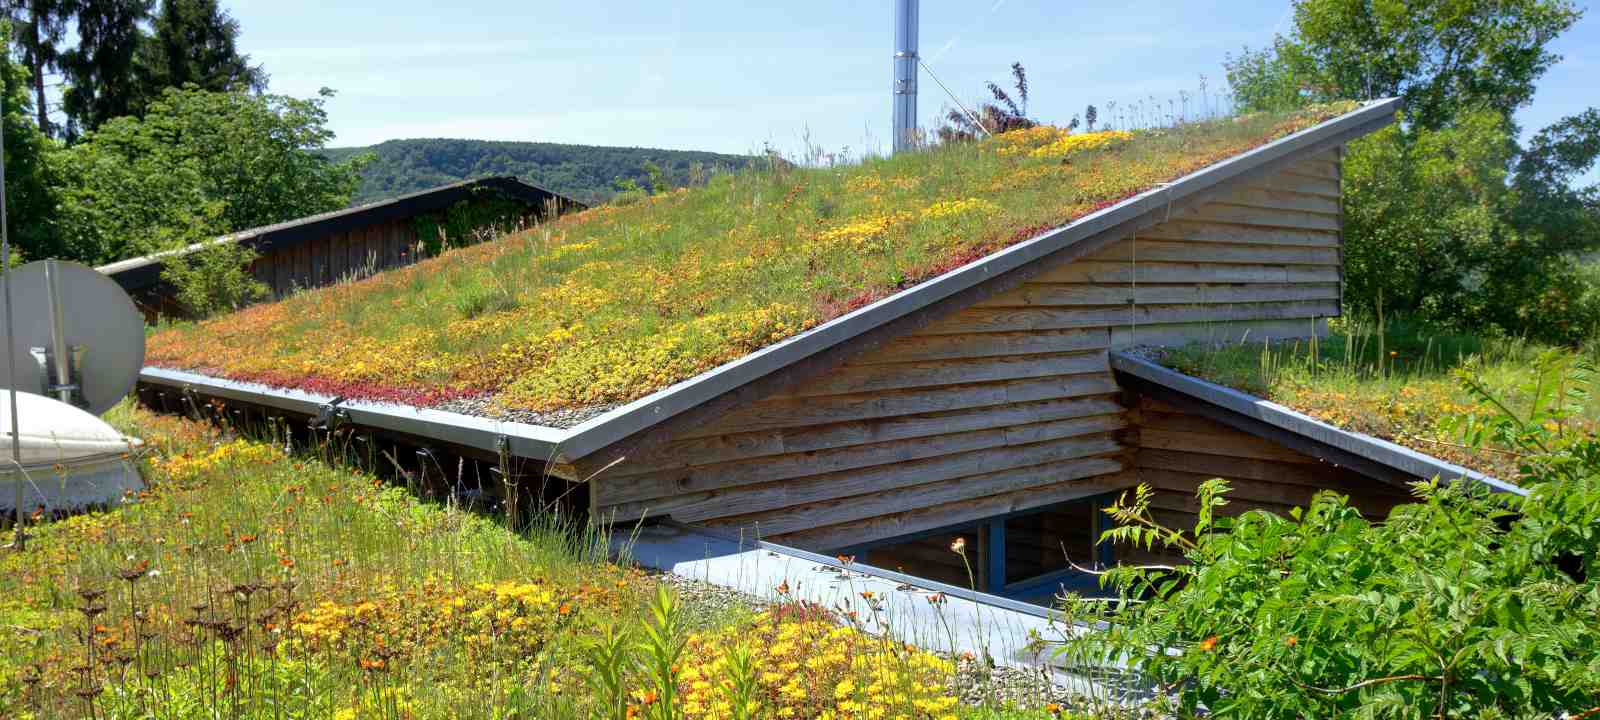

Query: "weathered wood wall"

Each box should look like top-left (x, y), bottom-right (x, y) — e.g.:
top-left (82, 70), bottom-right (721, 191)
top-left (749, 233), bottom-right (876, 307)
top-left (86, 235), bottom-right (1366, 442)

top-left (248, 217), bottom-right (421, 298)
top-left (1122, 395), bottom-right (1415, 565)
top-left (589, 150), bottom-right (1351, 553)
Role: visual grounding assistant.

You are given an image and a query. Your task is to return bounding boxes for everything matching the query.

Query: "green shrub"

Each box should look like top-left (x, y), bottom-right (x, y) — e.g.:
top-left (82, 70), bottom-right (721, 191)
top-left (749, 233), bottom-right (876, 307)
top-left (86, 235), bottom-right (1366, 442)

top-left (1065, 352), bottom-right (1600, 717)
top-left (160, 241), bottom-right (269, 318)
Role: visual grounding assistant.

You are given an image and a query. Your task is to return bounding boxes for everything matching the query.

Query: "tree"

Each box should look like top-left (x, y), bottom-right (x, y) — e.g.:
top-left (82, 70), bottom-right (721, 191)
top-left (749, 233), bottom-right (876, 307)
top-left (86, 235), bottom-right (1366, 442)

top-left (0, 20), bottom-right (63, 260)
top-left (134, 0), bottom-right (265, 110)
top-left (3, 0), bottom-right (75, 136)
top-left (60, 0), bottom-right (152, 135)
top-left (1226, 0), bottom-right (1599, 343)
top-left (54, 87), bottom-right (365, 264)
top-left (1230, 0), bottom-right (1581, 131)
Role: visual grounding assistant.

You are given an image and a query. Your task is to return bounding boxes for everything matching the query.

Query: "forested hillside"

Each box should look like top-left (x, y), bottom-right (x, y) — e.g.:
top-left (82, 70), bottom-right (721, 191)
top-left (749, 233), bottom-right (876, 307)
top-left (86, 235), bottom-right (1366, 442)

top-left (322, 139), bottom-right (759, 205)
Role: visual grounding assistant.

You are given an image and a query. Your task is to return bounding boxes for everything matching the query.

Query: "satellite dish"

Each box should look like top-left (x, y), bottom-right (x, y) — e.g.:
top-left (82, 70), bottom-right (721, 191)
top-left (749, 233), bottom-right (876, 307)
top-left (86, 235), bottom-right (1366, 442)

top-left (0, 260), bottom-right (145, 416)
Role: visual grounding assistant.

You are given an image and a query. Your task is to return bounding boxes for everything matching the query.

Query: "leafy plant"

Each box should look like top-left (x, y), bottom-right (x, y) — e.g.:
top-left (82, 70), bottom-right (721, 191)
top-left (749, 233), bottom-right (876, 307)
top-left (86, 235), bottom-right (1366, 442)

top-left (1061, 358), bottom-right (1600, 717)
top-left (160, 237), bottom-right (269, 318)
top-left (937, 62), bottom-right (1038, 143)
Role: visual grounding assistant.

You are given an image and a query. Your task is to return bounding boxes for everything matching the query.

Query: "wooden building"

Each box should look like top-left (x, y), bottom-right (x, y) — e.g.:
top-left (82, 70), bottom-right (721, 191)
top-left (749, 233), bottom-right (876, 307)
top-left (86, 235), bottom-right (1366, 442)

top-left (99, 176), bottom-right (582, 318)
top-left (139, 100), bottom-right (1517, 599)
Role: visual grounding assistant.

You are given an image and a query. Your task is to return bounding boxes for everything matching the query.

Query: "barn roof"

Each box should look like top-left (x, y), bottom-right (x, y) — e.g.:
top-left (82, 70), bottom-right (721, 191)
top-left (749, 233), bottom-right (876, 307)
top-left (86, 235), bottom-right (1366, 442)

top-left (140, 99), bottom-right (1400, 464)
top-left (98, 176), bottom-right (583, 292)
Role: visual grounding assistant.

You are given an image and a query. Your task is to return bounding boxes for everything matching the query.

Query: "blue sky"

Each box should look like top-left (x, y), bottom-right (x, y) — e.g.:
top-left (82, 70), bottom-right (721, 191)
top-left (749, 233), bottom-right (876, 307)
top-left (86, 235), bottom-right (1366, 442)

top-left (229, 0), bottom-right (1597, 178)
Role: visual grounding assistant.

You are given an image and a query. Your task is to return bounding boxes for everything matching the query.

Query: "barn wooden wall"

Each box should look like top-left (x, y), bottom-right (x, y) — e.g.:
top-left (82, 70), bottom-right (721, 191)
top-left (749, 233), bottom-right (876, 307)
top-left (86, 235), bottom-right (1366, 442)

top-left (247, 217), bottom-right (421, 298)
top-left (589, 150), bottom-right (1353, 553)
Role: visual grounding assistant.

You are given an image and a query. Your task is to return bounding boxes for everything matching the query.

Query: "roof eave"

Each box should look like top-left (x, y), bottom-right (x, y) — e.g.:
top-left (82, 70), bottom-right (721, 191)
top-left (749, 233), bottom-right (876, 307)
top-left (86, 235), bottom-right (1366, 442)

top-left (137, 366), bottom-right (569, 459)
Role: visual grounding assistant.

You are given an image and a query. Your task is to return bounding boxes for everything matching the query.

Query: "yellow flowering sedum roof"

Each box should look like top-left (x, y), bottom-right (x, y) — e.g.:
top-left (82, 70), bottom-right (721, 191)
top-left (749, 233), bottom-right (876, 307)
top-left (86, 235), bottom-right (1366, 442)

top-left (145, 105), bottom-right (1358, 418)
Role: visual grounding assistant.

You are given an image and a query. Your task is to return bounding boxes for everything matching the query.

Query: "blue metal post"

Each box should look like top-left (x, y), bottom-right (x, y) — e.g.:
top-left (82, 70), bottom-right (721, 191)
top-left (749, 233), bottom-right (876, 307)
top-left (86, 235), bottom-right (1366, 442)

top-left (985, 518), bottom-right (1006, 593)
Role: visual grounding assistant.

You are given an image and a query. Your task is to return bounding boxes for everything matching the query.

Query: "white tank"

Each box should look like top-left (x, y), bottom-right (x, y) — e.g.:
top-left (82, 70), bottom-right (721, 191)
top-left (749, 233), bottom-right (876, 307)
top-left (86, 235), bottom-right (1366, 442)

top-left (0, 391), bottom-right (144, 514)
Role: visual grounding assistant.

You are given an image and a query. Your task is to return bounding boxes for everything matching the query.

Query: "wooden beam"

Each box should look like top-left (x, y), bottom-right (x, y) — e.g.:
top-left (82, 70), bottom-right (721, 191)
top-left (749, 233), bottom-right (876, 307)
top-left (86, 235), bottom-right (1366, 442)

top-left (1082, 239), bottom-right (1340, 266)
top-left (852, 327), bottom-right (1110, 364)
top-left (923, 300), bottom-right (1340, 335)
top-left (790, 351), bottom-right (1108, 397)
top-left (614, 395), bottom-right (1125, 476)
top-left (1036, 261), bottom-right (1341, 285)
top-left (770, 469), bottom-right (1139, 551)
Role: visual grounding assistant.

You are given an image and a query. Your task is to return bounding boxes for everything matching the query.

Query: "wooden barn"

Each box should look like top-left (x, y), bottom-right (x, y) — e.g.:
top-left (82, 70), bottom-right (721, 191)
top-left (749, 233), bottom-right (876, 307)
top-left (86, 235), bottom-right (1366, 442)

top-left (99, 176), bottom-right (583, 318)
top-left (138, 99), bottom-right (1516, 600)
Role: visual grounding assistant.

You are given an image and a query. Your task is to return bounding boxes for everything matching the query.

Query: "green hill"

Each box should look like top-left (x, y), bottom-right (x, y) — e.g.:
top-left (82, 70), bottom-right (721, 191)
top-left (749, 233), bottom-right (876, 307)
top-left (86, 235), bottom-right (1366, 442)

top-left (322, 139), bottom-right (760, 206)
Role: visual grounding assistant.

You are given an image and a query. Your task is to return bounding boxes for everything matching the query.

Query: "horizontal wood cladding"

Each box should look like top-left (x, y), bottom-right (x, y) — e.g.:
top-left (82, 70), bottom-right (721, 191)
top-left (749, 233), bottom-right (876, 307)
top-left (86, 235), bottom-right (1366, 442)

top-left (1132, 398), bottom-right (1412, 527)
top-left (597, 398), bottom-right (1129, 521)
top-left (587, 151), bottom-right (1348, 552)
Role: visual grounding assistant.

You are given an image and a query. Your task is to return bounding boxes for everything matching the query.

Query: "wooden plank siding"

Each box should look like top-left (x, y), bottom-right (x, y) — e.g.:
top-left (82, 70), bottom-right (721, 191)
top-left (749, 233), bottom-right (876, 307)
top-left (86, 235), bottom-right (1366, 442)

top-left (587, 151), bottom-right (1351, 552)
top-left (1120, 396), bottom-right (1414, 566)
top-left (239, 216), bottom-right (429, 300)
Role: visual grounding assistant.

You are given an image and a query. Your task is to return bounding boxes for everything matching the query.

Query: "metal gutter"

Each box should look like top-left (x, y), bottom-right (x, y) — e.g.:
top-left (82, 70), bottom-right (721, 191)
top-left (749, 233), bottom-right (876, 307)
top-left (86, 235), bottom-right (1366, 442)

top-left (554, 98), bottom-right (1402, 460)
top-left (139, 367), bottom-right (566, 459)
top-left (1108, 352), bottom-right (1526, 496)
top-left (136, 99), bottom-right (1401, 466)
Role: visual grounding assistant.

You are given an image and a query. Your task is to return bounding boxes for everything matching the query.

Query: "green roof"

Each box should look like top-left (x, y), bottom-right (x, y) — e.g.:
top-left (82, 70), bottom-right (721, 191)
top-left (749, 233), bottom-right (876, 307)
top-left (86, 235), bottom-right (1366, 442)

top-left (146, 103), bottom-right (1362, 423)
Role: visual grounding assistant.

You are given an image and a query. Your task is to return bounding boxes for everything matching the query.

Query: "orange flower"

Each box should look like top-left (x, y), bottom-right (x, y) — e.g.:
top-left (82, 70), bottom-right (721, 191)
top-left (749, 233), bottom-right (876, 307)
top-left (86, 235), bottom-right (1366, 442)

top-left (775, 580), bottom-right (790, 595)
top-left (1285, 635), bottom-right (1298, 647)
top-left (278, 557), bottom-right (295, 568)
top-left (1198, 635), bottom-right (1219, 652)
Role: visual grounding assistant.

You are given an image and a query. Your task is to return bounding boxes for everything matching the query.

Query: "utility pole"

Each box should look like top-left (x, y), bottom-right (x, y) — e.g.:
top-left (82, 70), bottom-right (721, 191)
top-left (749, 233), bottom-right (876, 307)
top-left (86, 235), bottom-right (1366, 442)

top-left (892, 0), bottom-right (919, 153)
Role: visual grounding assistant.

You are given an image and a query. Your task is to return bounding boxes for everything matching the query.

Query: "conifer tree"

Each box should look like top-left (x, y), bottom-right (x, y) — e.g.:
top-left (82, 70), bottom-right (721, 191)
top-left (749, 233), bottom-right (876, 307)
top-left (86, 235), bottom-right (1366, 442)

top-left (59, 0), bottom-right (150, 135)
top-left (4, 0), bottom-right (75, 136)
top-left (135, 0), bottom-right (265, 104)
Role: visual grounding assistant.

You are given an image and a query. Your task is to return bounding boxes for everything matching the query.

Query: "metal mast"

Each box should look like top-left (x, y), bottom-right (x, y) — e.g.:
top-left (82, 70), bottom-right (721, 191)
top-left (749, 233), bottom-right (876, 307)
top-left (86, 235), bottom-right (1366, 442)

top-left (893, 0), bottom-right (919, 153)
top-left (1, 78), bottom-right (23, 549)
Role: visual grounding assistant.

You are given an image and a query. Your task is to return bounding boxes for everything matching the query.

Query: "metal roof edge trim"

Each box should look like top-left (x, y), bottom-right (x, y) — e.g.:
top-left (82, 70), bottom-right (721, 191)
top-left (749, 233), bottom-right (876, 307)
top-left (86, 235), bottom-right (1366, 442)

top-left (1107, 352), bottom-right (1526, 496)
top-left (138, 366), bottom-right (568, 457)
top-left (556, 98), bottom-right (1402, 460)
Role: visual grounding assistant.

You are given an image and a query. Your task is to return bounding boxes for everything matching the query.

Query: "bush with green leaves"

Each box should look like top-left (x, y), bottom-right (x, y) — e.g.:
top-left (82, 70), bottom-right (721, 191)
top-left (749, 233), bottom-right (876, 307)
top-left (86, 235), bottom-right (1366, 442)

top-left (159, 240), bottom-right (268, 318)
top-left (54, 85), bottom-right (364, 265)
top-left (1064, 351), bottom-right (1600, 717)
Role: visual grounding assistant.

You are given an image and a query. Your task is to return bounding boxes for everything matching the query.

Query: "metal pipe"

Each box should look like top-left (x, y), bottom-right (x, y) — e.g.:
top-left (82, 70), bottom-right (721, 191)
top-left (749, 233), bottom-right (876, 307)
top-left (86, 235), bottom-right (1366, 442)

top-left (1, 83), bottom-right (21, 545)
top-left (43, 261), bottom-right (72, 405)
top-left (892, 0), bottom-right (919, 153)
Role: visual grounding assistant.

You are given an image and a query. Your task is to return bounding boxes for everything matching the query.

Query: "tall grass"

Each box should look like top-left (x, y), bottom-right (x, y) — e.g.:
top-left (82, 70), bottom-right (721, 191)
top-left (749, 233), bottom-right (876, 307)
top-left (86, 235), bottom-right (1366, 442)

top-left (1, 404), bottom-right (1084, 719)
